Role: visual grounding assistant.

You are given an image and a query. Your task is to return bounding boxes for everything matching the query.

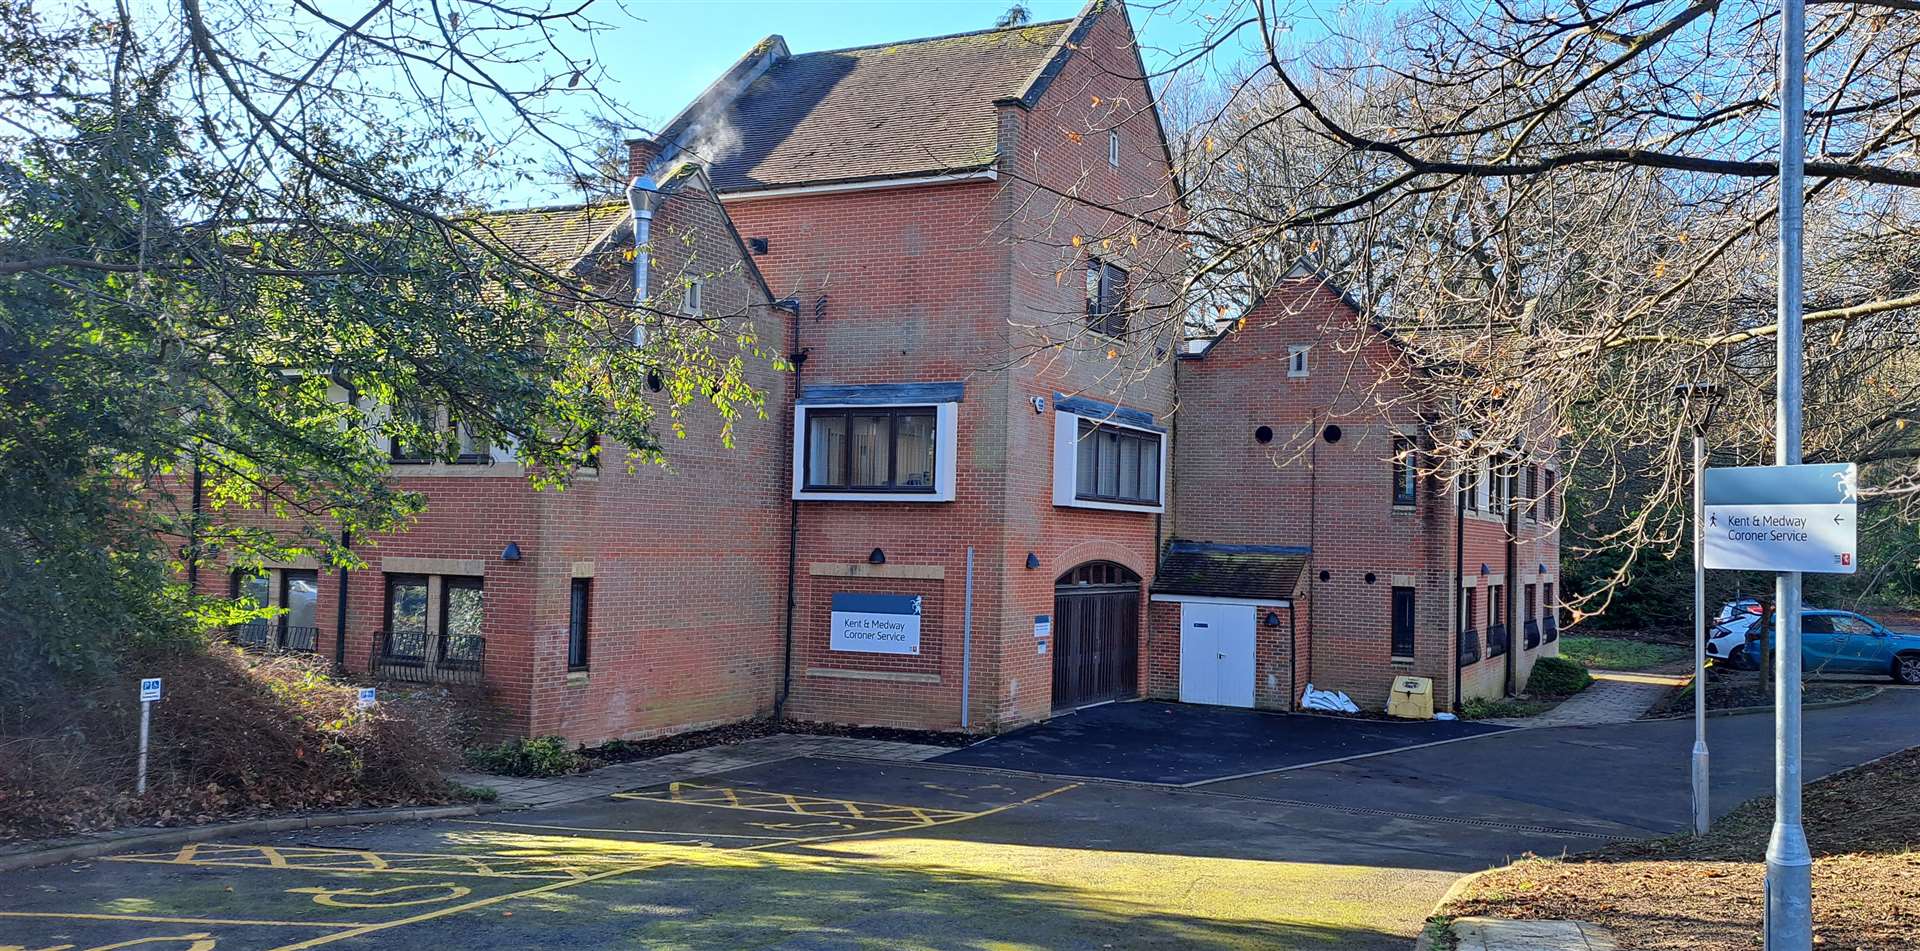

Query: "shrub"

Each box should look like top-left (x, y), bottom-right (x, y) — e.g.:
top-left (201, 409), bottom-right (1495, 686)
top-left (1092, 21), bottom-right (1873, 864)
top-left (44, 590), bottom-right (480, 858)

top-left (1459, 697), bottom-right (1549, 720)
top-left (463, 736), bottom-right (584, 777)
top-left (1, 648), bottom-right (467, 840)
top-left (1526, 656), bottom-right (1594, 698)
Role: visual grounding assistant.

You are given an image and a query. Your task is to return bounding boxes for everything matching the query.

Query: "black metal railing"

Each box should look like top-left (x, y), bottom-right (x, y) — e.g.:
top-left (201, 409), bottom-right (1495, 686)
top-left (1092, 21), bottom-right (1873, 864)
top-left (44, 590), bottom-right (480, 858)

top-left (281, 625), bottom-right (320, 652)
top-left (233, 620), bottom-right (275, 650)
top-left (1457, 626), bottom-right (1481, 667)
top-left (371, 631), bottom-right (484, 685)
top-left (1486, 622), bottom-right (1510, 658)
top-left (230, 621), bottom-right (320, 653)
top-left (1542, 614), bottom-right (1559, 643)
top-left (1523, 618), bottom-right (1541, 650)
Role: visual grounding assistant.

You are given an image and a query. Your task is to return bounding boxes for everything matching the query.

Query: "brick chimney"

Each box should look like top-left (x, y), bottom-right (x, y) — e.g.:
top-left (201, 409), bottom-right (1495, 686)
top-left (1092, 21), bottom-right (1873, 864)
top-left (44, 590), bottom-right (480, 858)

top-left (627, 137), bottom-right (662, 181)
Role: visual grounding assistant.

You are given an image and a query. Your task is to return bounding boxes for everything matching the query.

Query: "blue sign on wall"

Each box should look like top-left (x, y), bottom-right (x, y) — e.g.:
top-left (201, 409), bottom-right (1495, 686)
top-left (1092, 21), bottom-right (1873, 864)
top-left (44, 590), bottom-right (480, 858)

top-left (830, 593), bottom-right (923, 654)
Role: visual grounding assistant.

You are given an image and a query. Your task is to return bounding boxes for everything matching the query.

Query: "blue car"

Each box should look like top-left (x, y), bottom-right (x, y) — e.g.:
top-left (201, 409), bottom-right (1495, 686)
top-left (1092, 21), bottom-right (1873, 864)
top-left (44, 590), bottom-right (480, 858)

top-left (1743, 609), bottom-right (1920, 685)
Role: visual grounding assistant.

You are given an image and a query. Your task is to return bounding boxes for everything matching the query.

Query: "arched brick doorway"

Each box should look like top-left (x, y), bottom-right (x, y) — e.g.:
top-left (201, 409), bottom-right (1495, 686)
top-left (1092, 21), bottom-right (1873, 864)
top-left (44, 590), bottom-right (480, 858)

top-left (1052, 561), bottom-right (1141, 710)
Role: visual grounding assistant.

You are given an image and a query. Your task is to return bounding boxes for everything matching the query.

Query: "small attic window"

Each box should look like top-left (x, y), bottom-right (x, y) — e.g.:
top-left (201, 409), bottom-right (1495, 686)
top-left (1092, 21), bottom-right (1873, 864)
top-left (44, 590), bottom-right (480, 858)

top-left (1108, 130), bottom-right (1121, 167)
top-left (683, 279), bottom-right (703, 316)
top-left (1287, 344), bottom-right (1310, 377)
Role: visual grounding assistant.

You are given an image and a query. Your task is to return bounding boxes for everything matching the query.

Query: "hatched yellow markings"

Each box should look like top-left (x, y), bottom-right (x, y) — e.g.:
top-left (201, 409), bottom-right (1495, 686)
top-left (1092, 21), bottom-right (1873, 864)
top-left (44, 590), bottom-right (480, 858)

top-left (612, 782), bottom-right (977, 826)
top-left (265, 782), bottom-right (1081, 951)
top-left (109, 844), bottom-right (641, 881)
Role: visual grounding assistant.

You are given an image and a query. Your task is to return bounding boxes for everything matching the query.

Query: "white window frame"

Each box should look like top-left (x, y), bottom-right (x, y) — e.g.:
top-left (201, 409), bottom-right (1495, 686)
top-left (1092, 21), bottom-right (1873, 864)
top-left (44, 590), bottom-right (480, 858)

top-left (1052, 410), bottom-right (1167, 514)
top-left (1108, 129), bottom-right (1121, 167)
top-left (1287, 344), bottom-right (1310, 377)
top-left (683, 278), bottom-right (703, 316)
top-left (790, 402), bottom-right (958, 503)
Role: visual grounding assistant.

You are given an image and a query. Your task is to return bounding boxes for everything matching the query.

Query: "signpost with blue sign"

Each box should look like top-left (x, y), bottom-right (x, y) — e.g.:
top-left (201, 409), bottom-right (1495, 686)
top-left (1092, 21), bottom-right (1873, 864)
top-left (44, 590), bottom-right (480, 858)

top-left (1703, 463), bottom-right (1857, 573)
top-left (829, 593), bottom-right (923, 655)
top-left (135, 677), bottom-right (162, 795)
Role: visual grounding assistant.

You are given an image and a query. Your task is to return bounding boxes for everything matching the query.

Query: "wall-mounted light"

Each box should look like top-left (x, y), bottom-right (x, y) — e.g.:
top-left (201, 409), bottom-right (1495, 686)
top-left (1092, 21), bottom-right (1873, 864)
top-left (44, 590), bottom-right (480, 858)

top-left (501, 542), bottom-right (523, 561)
top-left (1539, 563), bottom-right (1547, 575)
top-left (1030, 397), bottom-right (1046, 414)
top-left (1264, 611), bottom-right (1281, 627)
top-left (1480, 563), bottom-right (1490, 575)
top-left (1026, 552), bottom-right (1041, 570)
top-left (868, 548), bottom-right (886, 565)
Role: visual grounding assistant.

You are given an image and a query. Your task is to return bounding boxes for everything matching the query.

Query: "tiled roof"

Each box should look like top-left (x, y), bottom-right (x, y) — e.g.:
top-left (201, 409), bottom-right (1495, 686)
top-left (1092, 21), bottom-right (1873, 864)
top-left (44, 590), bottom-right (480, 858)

top-left (474, 201), bottom-right (628, 272)
top-left (1151, 541), bottom-right (1310, 603)
top-left (696, 20), bottom-right (1074, 193)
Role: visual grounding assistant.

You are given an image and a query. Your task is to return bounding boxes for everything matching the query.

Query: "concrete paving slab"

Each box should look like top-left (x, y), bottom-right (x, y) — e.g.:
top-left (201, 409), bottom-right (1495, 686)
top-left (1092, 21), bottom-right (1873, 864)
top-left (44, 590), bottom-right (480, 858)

top-left (1454, 916), bottom-right (1618, 951)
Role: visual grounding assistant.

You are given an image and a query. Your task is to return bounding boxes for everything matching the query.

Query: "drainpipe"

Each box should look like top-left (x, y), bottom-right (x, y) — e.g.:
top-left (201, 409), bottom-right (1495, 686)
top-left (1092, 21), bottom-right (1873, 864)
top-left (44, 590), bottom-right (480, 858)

top-left (1505, 462), bottom-right (1520, 696)
top-left (185, 451), bottom-right (204, 594)
top-left (1453, 458), bottom-right (1466, 711)
top-left (776, 314), bottom-right (807, 720)
top-left (335, 528), bottom-right (351, 670)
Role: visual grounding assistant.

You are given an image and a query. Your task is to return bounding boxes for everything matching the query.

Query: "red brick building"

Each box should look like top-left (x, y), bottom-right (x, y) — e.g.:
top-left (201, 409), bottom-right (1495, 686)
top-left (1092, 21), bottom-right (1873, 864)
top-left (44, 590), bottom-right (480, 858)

top-left (205, 1), bottom-right (1560, 742)
top-left (1164, 269), bottom-right (1563, 713)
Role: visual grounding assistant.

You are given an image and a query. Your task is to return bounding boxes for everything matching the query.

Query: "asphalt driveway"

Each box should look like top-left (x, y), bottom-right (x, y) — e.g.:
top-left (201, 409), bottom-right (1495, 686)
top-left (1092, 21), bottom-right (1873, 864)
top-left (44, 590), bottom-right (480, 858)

top-left (933, 700), bottom-right (1513, 784)
top-left (3, 689), bottom-right (1914, 951)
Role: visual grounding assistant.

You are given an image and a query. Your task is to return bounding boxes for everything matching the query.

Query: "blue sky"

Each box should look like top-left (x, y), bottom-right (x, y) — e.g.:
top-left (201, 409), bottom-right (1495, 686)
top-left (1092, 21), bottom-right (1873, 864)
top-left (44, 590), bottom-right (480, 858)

top-left (600, 0), bottom-right (1264, 135)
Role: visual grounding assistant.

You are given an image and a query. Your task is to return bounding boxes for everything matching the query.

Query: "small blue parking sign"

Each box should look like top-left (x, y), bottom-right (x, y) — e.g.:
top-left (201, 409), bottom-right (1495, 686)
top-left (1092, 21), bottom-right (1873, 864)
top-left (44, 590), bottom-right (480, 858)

top-left (139, 677), bottom-right (162, 702)
top-left (357, 687), bottom-right (377, 709)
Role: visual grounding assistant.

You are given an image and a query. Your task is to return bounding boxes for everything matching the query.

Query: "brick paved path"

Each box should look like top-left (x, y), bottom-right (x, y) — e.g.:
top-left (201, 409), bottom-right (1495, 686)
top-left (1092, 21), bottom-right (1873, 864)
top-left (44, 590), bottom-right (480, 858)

top-left (1491, 670), bottom-right (1690, 728)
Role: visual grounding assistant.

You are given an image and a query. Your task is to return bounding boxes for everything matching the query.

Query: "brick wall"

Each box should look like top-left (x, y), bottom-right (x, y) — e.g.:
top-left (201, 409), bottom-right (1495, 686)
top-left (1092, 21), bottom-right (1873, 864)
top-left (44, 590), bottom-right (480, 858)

top-left (715, 1), bottom-right (1182, 731)
top-left (1145, 599), bottom-right (1296, 710)
top-left (1171, 277), bottom-right (1559, 711)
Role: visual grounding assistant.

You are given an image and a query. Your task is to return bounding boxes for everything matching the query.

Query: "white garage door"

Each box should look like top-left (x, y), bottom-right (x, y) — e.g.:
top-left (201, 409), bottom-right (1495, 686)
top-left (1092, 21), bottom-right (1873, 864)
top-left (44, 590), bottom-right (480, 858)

top-left (1178, 601), bottom-right (1256, 708)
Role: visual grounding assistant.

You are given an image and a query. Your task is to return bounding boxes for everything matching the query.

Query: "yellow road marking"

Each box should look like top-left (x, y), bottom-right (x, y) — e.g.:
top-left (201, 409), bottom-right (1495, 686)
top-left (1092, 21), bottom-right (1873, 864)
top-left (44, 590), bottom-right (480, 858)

top-left (447, 818), bottom-right (785, 840)
top-left (286, 883), bottom-right (472, 909)
top-left (0, 913), bottom-right (364, 929)
top-left (612, 782), bottom-right (976, 825)
top-left (81, 935), bottom-right (214, 951)
top-left (110, 844), bottom-right (633, 881)
top-left (264, 782), bottom-right (1080, 951)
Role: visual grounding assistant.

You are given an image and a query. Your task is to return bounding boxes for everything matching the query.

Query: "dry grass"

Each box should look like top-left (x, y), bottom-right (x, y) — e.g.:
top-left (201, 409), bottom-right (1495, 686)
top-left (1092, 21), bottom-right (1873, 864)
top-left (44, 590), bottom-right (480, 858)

top-left (1442, 747), bottom-right (1920, 949)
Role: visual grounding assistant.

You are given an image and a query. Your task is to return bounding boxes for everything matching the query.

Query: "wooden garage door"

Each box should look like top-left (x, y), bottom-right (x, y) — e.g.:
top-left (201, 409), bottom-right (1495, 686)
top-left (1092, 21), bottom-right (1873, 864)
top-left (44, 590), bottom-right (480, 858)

top-left (1053, 562), bottom-right (1141, 710)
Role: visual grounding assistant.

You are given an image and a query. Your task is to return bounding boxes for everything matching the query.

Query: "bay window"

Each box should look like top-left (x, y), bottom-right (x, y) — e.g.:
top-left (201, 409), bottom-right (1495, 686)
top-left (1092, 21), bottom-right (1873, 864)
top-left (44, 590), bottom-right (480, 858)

top-left (1074, 419), bottom-right (1161, 505)
top-left (804, 407), bottom-right (938, 492)
top-left (1052, 402), bottom-right (1166, 512)
top-left (791, 388), bottom-right (959, 502)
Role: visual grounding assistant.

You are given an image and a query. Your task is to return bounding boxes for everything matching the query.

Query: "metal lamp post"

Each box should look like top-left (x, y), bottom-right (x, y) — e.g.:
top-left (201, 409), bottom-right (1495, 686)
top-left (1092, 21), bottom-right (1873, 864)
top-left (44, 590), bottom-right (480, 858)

top-left (1768, 0), bottom-right (1813, 943)
top-left (1675, 382), bottom-right (1723, 837)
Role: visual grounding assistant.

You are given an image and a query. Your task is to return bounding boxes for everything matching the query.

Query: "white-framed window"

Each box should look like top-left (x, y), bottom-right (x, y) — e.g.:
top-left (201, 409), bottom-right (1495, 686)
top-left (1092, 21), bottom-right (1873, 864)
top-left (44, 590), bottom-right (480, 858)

top-left (1052, 409), bottom-right (1166, 513)
top-left (389, 403), bottom-right (492, 465)
top-left (791, 402), bottom-right (958, 502)
top-left (1287, 344), bottom-right (1310, 377)
top-left (1108, 129), bottom-right (1121, 167)
top-left (683, 278), bottom-right (703, 315)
